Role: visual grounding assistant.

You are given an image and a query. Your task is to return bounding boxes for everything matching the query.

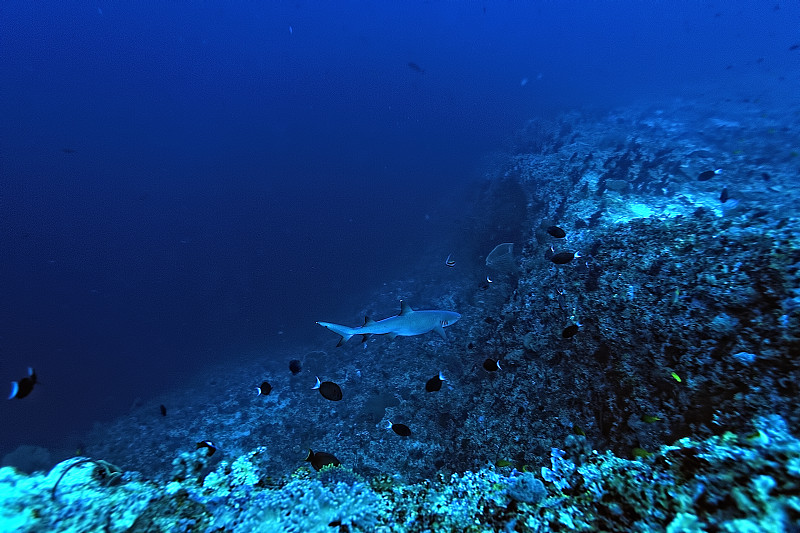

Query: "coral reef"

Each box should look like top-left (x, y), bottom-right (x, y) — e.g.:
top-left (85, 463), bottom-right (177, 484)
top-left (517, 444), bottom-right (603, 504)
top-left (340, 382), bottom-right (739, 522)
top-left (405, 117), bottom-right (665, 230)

top-left (42, 94), bottom-right (800, 530)
top-left (2, 415), bottom-right (799, 531)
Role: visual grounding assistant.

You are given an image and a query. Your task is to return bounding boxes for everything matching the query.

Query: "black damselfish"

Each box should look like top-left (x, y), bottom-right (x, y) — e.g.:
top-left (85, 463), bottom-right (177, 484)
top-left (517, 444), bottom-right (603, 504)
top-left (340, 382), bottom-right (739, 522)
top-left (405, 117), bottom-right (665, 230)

top-left (562, 324), bottom-right (580, 338)
top-left (698, 169), bottom-right (721, 181)
top-left (8, 367), bottom-right (37, 400)
top-left (482, 358), bottom-right (501, 372)
top-left (425, 371), bottom-right (445, 392)
top-left (196, 440), bottom-right (217, 456)
top-left (386, 420), bottom-right (412, 437)
top-left (289, 359), bottom-right (302, 375)
top-left (313, 377), bottom-right (343, 401)
top-left (257, 381), bottom-right (272, 396)
top-left (547, 225), bottom-right (566, 238)
top-left (550, 251), bottom-right (580, 265)
top-left (305, 449), bottom-right (340, 471)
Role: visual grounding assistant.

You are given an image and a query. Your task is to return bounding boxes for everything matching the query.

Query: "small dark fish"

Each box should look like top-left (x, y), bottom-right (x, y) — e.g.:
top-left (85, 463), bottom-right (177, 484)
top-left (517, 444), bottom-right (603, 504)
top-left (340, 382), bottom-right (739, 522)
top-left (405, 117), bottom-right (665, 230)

top-left (562, 324), bottom-right (580, 338)
top-left (425, 371), bottom-right (445, 392)
top-left (305, 449), bottom-right (340, 471)
top-left (789, 43), bottom-right (800, 51)
top-left (160, 404), bottom-right (167, 416)
top-left (289, 359), bottom-right (302, 375)
top-left (407, 62), bottom-right (425, 73)
top-left (550, 251), bottom-right (580, 265)
top-left (546, 225), bottom-right (566, 238)
top-left (720, 187), bottom-right (729, 203)
top-left (698, 169), bottom-right (722, 181)
top-left (8, 367), bottom-right (37, 400)
top-left (196, 440), bottom-right (217, 456)
top-left (313, 377), bottom-right (343, 401)
top-left (593, 343), bottom-right (611, 365)
top-left (61, 148), bottom-right (77, 154)
top-left (761, 172), bottom-right (771, 181)
top-left (386, 420), bottom-right (412, 436)
top-left (256, 381), bottom-right (272, 396)
top-left (482, 358), bottom-right (501, 372)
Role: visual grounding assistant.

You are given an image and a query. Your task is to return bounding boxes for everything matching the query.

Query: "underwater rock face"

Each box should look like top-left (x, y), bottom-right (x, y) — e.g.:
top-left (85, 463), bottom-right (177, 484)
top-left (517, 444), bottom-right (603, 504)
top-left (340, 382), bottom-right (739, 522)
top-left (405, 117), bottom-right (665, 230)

top-left (72, 96), bottom-right (800, 531)
top-left (1, 445), bottom-right (52, 475)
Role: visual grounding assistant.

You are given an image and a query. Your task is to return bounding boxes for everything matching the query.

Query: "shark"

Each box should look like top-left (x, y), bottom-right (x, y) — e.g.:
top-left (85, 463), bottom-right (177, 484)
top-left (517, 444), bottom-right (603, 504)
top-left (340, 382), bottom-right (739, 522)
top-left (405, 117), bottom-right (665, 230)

top-left (317, 301), bottom-right (461, 347)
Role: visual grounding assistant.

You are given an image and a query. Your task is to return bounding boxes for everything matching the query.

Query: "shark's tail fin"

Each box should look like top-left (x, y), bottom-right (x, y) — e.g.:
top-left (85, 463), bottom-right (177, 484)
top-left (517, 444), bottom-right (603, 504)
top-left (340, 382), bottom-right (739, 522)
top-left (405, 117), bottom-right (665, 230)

top-left (316, 321), bottom-right (357, 347)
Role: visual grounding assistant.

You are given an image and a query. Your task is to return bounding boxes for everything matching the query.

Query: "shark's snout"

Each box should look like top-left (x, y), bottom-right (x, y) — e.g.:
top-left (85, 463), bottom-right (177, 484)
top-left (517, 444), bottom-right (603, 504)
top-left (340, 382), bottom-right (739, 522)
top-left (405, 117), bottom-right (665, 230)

top-left (442, 312), bottom-right (461, 327)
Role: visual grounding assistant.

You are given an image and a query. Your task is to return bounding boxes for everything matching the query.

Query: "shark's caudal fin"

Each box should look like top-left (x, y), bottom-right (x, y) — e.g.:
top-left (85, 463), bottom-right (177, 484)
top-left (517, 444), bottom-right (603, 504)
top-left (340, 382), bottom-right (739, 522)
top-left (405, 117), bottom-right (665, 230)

top-left (315, 321), bottom-right (357, 347)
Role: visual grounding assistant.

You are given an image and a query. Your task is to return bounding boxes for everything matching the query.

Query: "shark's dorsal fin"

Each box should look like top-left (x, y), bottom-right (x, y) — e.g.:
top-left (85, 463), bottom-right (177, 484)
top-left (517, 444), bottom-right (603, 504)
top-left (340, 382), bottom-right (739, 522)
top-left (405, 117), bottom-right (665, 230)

top-left (399, 301), bottom-right (414, 316)
top-left (363, 316), bottom-right (376, 326)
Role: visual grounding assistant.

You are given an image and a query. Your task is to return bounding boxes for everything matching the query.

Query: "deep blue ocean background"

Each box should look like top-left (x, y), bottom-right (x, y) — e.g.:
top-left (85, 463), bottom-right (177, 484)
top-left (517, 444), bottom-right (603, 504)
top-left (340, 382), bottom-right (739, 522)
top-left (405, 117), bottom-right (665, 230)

top-left (1, 1), bottom-right (797, 461)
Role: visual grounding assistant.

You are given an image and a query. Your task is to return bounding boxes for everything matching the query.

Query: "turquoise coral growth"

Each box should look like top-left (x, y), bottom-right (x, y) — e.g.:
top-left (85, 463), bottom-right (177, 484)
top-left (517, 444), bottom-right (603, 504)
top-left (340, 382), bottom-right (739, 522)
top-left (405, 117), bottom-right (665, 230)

top-left (0, 415), bottom-right (799, 531)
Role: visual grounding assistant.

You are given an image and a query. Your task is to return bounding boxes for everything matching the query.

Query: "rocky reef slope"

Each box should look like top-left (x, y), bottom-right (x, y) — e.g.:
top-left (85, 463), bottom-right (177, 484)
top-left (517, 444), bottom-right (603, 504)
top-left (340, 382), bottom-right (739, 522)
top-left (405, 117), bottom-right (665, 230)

top-left (5, 95), bottom-right (799, 531)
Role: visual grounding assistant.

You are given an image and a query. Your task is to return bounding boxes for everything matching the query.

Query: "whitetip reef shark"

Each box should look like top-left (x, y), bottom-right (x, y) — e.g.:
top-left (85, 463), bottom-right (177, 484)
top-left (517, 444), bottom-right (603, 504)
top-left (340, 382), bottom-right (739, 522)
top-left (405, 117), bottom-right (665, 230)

top-left (317, 301), bottom-right (461, 347)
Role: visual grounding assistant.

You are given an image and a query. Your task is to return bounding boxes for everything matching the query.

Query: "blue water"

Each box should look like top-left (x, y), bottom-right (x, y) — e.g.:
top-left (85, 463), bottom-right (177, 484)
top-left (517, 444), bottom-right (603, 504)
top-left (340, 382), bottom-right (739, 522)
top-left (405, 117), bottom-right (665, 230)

top-left (0, 1), bottom-right (797, 460)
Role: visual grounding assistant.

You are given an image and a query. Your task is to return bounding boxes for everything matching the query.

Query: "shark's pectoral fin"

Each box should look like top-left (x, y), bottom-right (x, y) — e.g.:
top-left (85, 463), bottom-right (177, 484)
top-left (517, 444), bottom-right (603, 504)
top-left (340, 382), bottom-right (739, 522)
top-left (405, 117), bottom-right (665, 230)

top-left (434, 324), bottom-right (447, 340)
top-left (360, 334), bottom-right (372, 343)
top-left (335, 333), bottom-right (358, 347)
top-left (386, 332), bottom-right (397, 340)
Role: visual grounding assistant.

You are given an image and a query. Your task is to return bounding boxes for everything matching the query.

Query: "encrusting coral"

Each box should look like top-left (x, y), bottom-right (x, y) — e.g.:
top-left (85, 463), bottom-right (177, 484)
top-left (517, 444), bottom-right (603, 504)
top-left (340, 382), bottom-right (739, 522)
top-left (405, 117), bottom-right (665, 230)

top-left (1, 414), bottom-right (799, 532)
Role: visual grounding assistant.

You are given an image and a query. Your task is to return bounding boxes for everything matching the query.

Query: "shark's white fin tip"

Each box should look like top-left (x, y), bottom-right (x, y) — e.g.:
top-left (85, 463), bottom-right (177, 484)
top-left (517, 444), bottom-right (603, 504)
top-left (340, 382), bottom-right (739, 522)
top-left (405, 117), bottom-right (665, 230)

top-left (399, 301), bottom-right (414, 316)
